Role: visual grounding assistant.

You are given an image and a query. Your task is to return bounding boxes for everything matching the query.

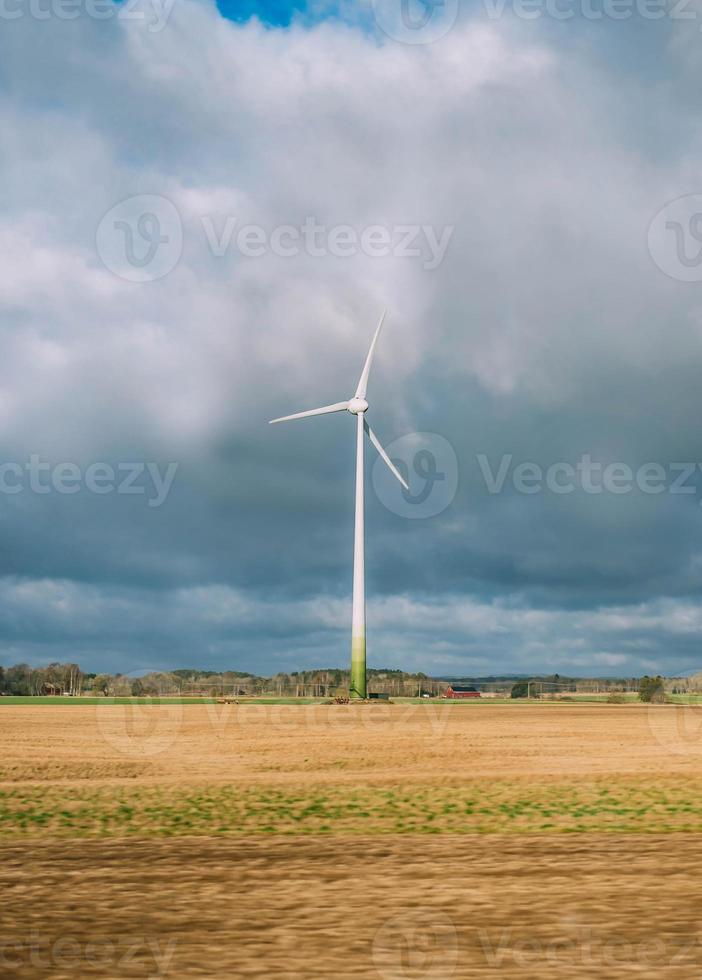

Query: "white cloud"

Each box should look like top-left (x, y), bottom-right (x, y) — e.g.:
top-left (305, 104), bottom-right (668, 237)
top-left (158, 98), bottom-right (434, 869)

top-left (1, 4), bottom-right (701, 673)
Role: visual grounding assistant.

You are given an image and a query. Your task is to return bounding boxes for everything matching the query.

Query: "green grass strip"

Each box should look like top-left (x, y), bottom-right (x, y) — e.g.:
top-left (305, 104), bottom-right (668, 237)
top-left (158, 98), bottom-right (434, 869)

top-left (1, 780), bottom-right (701, 838)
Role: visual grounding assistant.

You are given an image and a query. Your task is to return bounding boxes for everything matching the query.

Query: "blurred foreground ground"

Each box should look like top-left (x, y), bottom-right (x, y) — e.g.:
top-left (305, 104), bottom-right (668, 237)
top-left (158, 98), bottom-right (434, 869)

top-left (2, 834), bottom-right (701, 978)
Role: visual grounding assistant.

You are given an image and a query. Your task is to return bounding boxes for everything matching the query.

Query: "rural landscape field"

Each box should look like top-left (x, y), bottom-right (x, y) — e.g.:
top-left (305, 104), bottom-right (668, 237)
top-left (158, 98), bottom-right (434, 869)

top-left (5, 0), bottom-right (702, 975)
top-left (3, 700), bottom-right (702, 977)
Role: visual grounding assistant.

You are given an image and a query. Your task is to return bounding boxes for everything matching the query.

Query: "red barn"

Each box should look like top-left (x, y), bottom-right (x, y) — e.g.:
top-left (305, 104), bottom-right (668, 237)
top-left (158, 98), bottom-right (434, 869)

top-left (443, 684), bottom-right (480, 699)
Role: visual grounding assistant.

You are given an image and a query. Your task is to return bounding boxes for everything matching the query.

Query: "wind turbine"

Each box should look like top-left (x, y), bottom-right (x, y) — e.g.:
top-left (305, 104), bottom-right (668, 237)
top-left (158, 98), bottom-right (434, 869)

top-left (269, 311), bottom-right (408, 699)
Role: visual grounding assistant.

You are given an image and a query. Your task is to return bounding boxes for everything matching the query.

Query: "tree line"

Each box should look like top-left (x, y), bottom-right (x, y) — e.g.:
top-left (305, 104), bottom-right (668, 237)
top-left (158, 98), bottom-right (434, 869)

top-left (0, 662), bottom-right (688, 699)
top-left (0, 662), bottom-right (84, 696)
top-left (0, 662), bottom-right (446, 697)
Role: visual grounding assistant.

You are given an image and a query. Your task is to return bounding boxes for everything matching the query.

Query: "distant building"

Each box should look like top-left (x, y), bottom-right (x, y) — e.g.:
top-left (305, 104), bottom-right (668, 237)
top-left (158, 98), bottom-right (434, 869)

top-left (443, 684), bottom-right (480, 699)
top-left (41, 683), bottom-right (64, 696)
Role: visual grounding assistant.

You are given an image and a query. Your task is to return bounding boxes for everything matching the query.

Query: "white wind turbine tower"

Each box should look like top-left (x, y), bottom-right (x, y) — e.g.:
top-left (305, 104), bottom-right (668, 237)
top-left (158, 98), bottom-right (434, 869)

top-left (269, 312), bottom-right (408, 699)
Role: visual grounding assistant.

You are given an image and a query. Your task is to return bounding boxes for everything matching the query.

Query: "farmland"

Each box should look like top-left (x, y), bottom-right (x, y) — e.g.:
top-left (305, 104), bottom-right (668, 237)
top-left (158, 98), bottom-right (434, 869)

top-left (2, 702), bottom-right (702, 976)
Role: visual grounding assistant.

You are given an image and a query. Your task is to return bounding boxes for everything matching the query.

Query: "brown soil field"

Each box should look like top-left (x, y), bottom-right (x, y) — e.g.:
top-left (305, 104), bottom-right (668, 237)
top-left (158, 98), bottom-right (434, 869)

top-left (3, 701), bottom-right (702, 787)
top-left (2, 835), bottom-right (702, 978)
top-left (3, 703), bottom-right (702, 977)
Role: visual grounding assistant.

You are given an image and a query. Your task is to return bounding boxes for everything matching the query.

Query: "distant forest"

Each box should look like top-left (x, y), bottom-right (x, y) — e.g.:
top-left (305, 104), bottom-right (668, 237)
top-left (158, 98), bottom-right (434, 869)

top-left (0, 662), bottom-right (445, 697)
top-left (0, 661), bottom-right (690, 698)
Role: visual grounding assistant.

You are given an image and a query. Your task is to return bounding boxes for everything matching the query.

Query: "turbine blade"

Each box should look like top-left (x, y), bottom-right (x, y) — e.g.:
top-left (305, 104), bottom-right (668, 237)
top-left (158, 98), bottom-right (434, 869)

top-left (354, 310), bottom-right (386, 399)
top-left (269, 401), bottom-right (349, 424)
top-left (364, 419), bottom-right (409, 490)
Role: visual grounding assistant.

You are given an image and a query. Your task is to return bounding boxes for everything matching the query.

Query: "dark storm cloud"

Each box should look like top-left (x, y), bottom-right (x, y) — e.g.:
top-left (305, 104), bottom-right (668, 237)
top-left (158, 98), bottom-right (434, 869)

top-left (1, 2), bottom-right (702, 675)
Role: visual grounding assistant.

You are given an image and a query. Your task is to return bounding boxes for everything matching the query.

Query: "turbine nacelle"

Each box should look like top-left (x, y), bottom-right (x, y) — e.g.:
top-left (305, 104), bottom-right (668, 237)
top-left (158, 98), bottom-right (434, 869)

top-left (268, 309), bottom-right (408, 491)
top-left (347, 397), bottom-right (368, 415)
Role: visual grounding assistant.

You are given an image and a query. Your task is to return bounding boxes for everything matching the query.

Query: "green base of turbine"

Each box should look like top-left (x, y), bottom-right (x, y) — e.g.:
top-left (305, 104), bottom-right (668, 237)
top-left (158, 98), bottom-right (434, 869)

top-left (350, 636), bottom-right (366, 699)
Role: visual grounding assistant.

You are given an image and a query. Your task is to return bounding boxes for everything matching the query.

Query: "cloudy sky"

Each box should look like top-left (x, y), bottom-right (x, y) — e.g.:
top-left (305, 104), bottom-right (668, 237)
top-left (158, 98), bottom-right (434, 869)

top-left (2, 0), bottom-right (702, 677)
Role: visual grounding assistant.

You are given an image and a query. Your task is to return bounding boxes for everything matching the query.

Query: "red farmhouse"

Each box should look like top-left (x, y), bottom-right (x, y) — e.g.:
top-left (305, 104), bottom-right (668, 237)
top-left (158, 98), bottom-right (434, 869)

top-left (443, 684), bottom-right (480, 699)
